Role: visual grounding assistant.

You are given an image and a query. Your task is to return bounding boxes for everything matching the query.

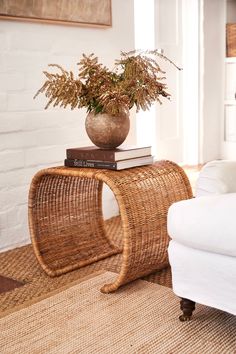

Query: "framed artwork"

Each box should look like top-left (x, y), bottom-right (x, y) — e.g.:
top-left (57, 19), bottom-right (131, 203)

top-left (0, 0), bottom-right (112, 28)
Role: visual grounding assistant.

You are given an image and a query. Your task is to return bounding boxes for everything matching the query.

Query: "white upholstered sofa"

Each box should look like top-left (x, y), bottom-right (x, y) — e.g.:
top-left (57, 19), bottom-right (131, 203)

top-left (167, 160), bottom-right (236, 320)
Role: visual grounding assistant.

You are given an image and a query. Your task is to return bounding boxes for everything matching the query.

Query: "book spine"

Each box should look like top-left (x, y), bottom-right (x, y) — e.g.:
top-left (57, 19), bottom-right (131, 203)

top-left (64, 159), bottom-right (117, 170)
top-left (66, 150), bottom-right (115, 161)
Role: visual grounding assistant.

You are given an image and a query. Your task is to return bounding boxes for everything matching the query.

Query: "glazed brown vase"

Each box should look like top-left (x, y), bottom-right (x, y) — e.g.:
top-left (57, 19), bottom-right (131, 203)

top-left (85, 110), bottom-right (130, 149)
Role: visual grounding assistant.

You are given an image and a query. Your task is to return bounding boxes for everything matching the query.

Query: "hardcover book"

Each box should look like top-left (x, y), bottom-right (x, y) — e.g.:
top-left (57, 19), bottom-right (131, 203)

top-left (64, 155), bottom-right (154, 170)
top-left (66, 145), bottom-right (152, 162)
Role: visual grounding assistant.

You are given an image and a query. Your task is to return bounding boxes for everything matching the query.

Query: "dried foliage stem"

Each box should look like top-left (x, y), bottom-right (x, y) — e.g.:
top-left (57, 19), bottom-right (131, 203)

top-left (34, 50), bottom-right (181, 116)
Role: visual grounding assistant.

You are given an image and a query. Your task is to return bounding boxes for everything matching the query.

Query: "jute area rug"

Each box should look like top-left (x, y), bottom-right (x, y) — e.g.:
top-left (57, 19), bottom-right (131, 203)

top-left (0, 272), bottom-right (235, 354)
top-left (0, 217), bottom-right (171, 313)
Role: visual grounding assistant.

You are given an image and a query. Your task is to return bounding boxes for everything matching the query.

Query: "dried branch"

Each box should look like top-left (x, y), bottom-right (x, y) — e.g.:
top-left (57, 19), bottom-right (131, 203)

top-left (34, 50), bottom-right (180, 115)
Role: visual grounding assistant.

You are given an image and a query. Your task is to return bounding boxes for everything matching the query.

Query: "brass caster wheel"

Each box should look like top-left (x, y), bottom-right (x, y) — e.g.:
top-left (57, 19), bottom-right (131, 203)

top-left (179, 314), bottom-right (192, 322)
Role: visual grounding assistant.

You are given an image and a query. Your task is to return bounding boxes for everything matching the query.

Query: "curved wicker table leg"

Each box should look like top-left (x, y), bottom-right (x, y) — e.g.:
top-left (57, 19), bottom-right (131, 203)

top-left (28, 160), bottom-right (192, 292)
top-left (28, 172), bottom-right (122, 276)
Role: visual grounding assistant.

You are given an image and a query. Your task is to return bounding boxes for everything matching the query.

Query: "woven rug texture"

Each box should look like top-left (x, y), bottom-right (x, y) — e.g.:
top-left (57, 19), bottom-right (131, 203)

top-left (0, 271), bottom-right (235, 354)
top-left (0, 216), bottom-right (171, 312)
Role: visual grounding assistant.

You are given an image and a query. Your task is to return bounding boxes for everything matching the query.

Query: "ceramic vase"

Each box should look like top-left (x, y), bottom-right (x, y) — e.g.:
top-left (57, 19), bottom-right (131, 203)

top-left (85, 110), bottom-right (130, 149)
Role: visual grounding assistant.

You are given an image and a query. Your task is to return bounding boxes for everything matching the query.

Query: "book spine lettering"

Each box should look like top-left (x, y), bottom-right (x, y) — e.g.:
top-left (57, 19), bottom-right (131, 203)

top-left (64, 159), bottom-right (117, 170)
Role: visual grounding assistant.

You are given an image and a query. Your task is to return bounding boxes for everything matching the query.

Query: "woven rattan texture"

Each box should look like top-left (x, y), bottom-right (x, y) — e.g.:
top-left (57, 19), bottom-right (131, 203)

top-left (226, 23), bottom-right (236, 57)
top-left (28, 160), bottom-right (192, 293)
top-left (0, 217), bottom-right (172, 313)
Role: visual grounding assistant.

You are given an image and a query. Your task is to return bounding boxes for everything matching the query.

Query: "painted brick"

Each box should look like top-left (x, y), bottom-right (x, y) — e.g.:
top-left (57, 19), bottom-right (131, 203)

top-left (0, 186), bottom-right (28, 210)
top-left (0, 32), bottom-right (9, 51)
top-left (23, 109), bottom-right (82, 131)
top-left (25, 70), bottom-right (47, 91)
top-left (10, 32), bottom-right (52, 52)
top-left (0, 211), bottom-right (7, 229)
top-left (0, 150), bottom-right (25, 172)
top-left (0, 167), bottom-right (38, 189)
top-left (0, 54), bottom-right (7, 72)
top-left (46, 55), bottom-right (79, 72)
top-left (0, 225), bottom-right (30, 252)
top-left (0, 72), bottom-right (25, 92)
top-left (0, 94), bottom-right (7, 112)
top-left (0, 205), bottom-right (23, 229)
top-left (0, 122), bottom-right (84, 151)
top-left (0, 132), bottom-right (37, 151)
top-left (0, 1), bottom-right (135, 252)
top-left (16, 204), bottom-right (28, 227)
top-left (30, 126), bottom-right (85, 147)
top-left (7, 93), bottom-right (42, 112)
top-left (0, 112), bottom-right (25, 133)
top-left (52, 38), bottom-right (87, 56)
top-left (25, 145), bottom-right (65, 166)
top-left (6, 53), bottom-right (48, 71)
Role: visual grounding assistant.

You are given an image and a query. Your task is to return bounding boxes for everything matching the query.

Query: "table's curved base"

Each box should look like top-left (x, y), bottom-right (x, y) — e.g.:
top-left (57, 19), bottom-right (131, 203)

top-left (28, 161), bottom-right (192, 292)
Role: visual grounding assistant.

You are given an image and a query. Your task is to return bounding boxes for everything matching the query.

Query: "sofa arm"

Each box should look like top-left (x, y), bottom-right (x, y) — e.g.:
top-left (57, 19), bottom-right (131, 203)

top-left (196, 160), bottom-right (236, 197)
top-left (167, 193), bottom-right (236, 257)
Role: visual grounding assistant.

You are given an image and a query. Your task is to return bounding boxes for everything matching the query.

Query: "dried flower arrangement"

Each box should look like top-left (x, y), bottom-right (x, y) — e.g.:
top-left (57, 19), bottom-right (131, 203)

top-left (34, 49), bottom-right (181, 116)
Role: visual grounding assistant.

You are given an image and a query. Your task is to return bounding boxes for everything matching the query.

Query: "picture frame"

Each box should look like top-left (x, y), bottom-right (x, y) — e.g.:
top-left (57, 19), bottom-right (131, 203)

top-left (0, 0), bottom-right (112, 28)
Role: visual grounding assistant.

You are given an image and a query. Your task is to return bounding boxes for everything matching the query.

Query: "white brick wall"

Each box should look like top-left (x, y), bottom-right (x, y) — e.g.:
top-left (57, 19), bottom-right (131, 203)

top-left (0, 94), bottom-right (7, 112)
top-left (0, 0), bottom-right (135, 252)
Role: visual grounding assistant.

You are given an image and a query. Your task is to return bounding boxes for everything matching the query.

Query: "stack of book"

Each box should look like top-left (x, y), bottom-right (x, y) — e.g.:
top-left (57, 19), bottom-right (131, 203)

top-left (64, 145), bottom-right (154, 170)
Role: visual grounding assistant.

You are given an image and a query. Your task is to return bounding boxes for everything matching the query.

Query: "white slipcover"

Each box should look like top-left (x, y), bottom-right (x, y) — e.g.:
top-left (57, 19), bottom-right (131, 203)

top-left (168, 241), bottom-right (236, 315)
top-left (167, 160), bottom-right (236, 316)
top-left (196, 160), bottom-right (236, 196)
top-left (168, 193), bottom-right (236, 257)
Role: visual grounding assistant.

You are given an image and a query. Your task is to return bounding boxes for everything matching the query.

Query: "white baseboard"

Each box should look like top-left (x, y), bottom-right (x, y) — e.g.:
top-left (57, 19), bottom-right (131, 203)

top-left (0, 239), bottom-right (31, 253)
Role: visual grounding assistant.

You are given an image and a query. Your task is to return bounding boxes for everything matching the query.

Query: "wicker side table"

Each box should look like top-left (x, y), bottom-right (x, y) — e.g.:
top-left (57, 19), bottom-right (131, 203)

top-left (28, 160), bottom-right (192, 293)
